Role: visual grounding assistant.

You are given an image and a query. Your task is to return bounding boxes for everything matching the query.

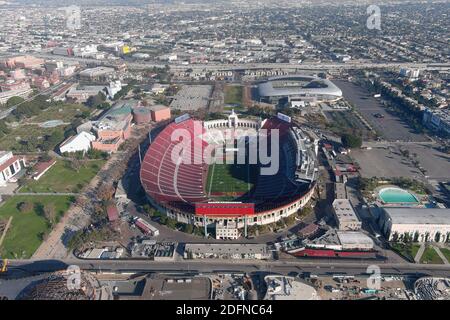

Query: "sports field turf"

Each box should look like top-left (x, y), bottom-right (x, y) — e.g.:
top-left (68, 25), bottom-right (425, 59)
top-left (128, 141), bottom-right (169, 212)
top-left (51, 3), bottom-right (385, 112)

top-left (206, 162), bottom-right (258, 195)
top-left (224, 85), bottom-right (243, 106)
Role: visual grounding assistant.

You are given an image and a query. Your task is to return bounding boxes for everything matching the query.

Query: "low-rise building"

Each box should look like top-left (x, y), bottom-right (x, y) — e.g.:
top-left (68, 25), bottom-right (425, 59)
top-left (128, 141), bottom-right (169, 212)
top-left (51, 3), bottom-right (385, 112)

top-left (379, 207), bottom-right (450, 242)
top-left (66, 81), bottom-right (122, 102)
top-left (0, 151), bottom-right (25, 186)
top-left (134, 218), bottom-right (159, 236)
top-left (423, 108), bottom-right (450, 137)
top-left (334, 182), bottom-right (347, 199)
top-left (32, 159), bottom-right (56, 181)
top-left (132, 107), bottom-right (152, 124)
top-left (184, 243), bottom-right (272, 260)
top-left (59, 131), bottom-right (96, 154)
top-left (66, 85), bottom-right (107, 102)
top-left (2, 55), bottom-right (44, 70)
top-left (264, 276), bottom-right (319, 300)
top-left (150, 105), bottom-right (171, 122)
top-left (79, 67), bottom-right (115, 81)
top-left (91, 104), bottom-right (133, 153)
top-left (332, 199), bottom-right (361, 231)
top-left (215, 220), bottom-right (239, 240)
top-left (107, 205), bottom-right (120, 223)
top-left (0, 79), bottom-right (30, 92)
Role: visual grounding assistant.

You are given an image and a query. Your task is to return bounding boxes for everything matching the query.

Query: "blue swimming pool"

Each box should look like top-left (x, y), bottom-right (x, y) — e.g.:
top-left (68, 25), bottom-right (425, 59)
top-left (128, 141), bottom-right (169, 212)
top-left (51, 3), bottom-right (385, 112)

top-left (379, 187), bottom-right (419, 204)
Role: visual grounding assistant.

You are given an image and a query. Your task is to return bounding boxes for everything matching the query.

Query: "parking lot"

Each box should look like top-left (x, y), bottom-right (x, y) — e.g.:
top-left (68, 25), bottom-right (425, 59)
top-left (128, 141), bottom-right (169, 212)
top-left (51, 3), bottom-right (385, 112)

top-left (351, 143), bottom-right (450, 181)
top-left (351, 146), bottom-right (422, 179)
top-left (334, 81), bottom-right (429, 143)
top-left (406, 144), bottom-right (450, 180)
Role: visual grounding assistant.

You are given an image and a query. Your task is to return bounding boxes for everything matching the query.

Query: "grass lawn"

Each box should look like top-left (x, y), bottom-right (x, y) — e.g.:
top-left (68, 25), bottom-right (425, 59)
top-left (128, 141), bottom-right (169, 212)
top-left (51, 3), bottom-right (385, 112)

top-left (207, 161), bottom-right (258, 195)
top-left (390, 243), bottom-right (421, 261)
top-left (0, 124), bottom-right (65, 152)
top-left (420, 246), bottom-right (444, 264)
top-left (20, 159), bottom-right (105, 193)
top-left (440, 248), bottom-right (450, 263)
top-left (326, 110), bottom-right (375, 140)
top-left (0, 195), bottom-right (74, 258)
top-left (29, 104), bottom-right (90, 123)
top-left (224, 85), bottom-right (243, 109)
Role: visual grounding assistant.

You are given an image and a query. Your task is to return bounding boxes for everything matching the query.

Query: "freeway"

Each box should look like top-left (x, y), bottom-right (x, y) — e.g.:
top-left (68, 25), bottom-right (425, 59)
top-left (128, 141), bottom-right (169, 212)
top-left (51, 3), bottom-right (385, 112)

top-left (1, 52), bottom-right (448, 72)
top-left (5, 258), bottom-right (450, 278)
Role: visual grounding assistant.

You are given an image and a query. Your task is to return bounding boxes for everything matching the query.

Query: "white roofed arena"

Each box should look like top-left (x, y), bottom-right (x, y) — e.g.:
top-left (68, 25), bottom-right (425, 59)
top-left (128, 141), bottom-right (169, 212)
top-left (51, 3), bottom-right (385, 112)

top-left (258, 74), bottom-right (343, 105)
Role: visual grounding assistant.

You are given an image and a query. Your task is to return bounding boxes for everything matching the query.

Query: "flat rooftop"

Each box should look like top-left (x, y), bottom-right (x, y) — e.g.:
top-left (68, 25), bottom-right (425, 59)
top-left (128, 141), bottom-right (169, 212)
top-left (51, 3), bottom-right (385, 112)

top-left (333, 199), bottom-right (359, 223)
top-left (112, 276), bottom-right (211, 300)
top-left (336, 231), bottom-right (374, 247)
top-left (264, 276), bottom-right (319, 300)
top-left (185, 243), bottom-right (269, 255)
top-left (383, 208), bottom-right (450, 225)
top-left (149, 104), bottom-right (170, 111)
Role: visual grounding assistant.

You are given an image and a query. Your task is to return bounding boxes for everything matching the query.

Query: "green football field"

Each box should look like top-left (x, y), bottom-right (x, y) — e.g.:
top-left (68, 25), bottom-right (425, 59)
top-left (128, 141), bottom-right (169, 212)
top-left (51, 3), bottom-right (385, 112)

top-left (206, 161), bottom-right (258, 195)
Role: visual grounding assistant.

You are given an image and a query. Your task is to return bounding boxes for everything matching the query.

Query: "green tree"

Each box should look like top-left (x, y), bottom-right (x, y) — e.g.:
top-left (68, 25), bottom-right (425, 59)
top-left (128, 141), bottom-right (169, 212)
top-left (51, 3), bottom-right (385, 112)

top-left (41, 130), bottom-right (64, 151)
top-left (341, 133), bottom-right (362, 148)
top-left (6, 96), bottom-right (25, 107)
top-left (43, 203), bottom-right (57, 226)
top-left (86, 93), bottom-right (105, 108)
top-left (183, 224), bottom-right (194, 234)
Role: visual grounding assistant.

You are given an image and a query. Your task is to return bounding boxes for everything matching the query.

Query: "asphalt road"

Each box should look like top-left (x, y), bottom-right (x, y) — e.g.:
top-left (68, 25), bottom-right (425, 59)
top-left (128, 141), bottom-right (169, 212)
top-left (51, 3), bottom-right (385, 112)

top-left (5, 258), bottom-right (450, 278)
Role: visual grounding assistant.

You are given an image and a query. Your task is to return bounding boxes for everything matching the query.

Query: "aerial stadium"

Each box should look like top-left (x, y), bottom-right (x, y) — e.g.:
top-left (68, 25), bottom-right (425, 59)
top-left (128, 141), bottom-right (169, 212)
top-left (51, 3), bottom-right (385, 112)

top-left (258, 74), bottom-right (343, 105)
top-left (140, 111), bottom-right (319, 239)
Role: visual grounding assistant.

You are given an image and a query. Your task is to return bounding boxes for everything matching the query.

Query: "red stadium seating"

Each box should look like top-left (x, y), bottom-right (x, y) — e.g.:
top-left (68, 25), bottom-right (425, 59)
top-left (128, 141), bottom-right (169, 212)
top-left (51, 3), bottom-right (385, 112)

top-left (140, 119), bottom-right (209, 205)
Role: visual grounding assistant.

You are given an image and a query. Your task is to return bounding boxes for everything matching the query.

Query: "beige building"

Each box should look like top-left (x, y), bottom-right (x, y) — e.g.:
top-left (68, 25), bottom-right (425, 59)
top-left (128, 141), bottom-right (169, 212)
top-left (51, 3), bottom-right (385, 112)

top-left (380, 208), bottom-right (450, 243)
top-left (215, 221), bottom-right (239, 240)
top-left (334, 182), bottom-right (347, 199)
top-left (332, 199), bottom-right (361, 231)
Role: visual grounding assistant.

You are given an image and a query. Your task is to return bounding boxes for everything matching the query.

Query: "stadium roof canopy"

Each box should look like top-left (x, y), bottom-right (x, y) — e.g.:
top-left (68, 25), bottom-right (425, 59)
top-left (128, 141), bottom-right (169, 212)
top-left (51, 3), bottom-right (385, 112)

top-left (258, 74), bottom-right (342, 98)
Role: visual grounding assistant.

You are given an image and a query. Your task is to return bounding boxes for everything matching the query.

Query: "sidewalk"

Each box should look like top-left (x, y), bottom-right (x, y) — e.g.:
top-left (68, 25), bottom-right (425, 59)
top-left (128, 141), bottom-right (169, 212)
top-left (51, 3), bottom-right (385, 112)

top-left (414, 243), bottom-right (426, 263)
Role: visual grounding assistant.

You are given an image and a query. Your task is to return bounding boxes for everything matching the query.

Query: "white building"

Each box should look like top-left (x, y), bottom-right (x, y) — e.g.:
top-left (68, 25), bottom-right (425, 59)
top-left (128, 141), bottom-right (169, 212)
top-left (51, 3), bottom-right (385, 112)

top-left (332, 199), bottom-right (361, 231)
top-left (0, 151), bottom-right (24, 186)
top-left (380, 208), bottom-right (450, 242)
top-left (59, 131), bottom-right (96, 154)
top-left (423, 108), bottom-right (450, 136)
top-left (73, 44), bottom-right (98, 58)
top-left (106, 80), bottom-right (122, 98)
top-left (66, 81), bottom-right (122, 102)
top-left (400, 68), bottom-right (420, 80)
top-left (336, 231), bottom-right (374, 250)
